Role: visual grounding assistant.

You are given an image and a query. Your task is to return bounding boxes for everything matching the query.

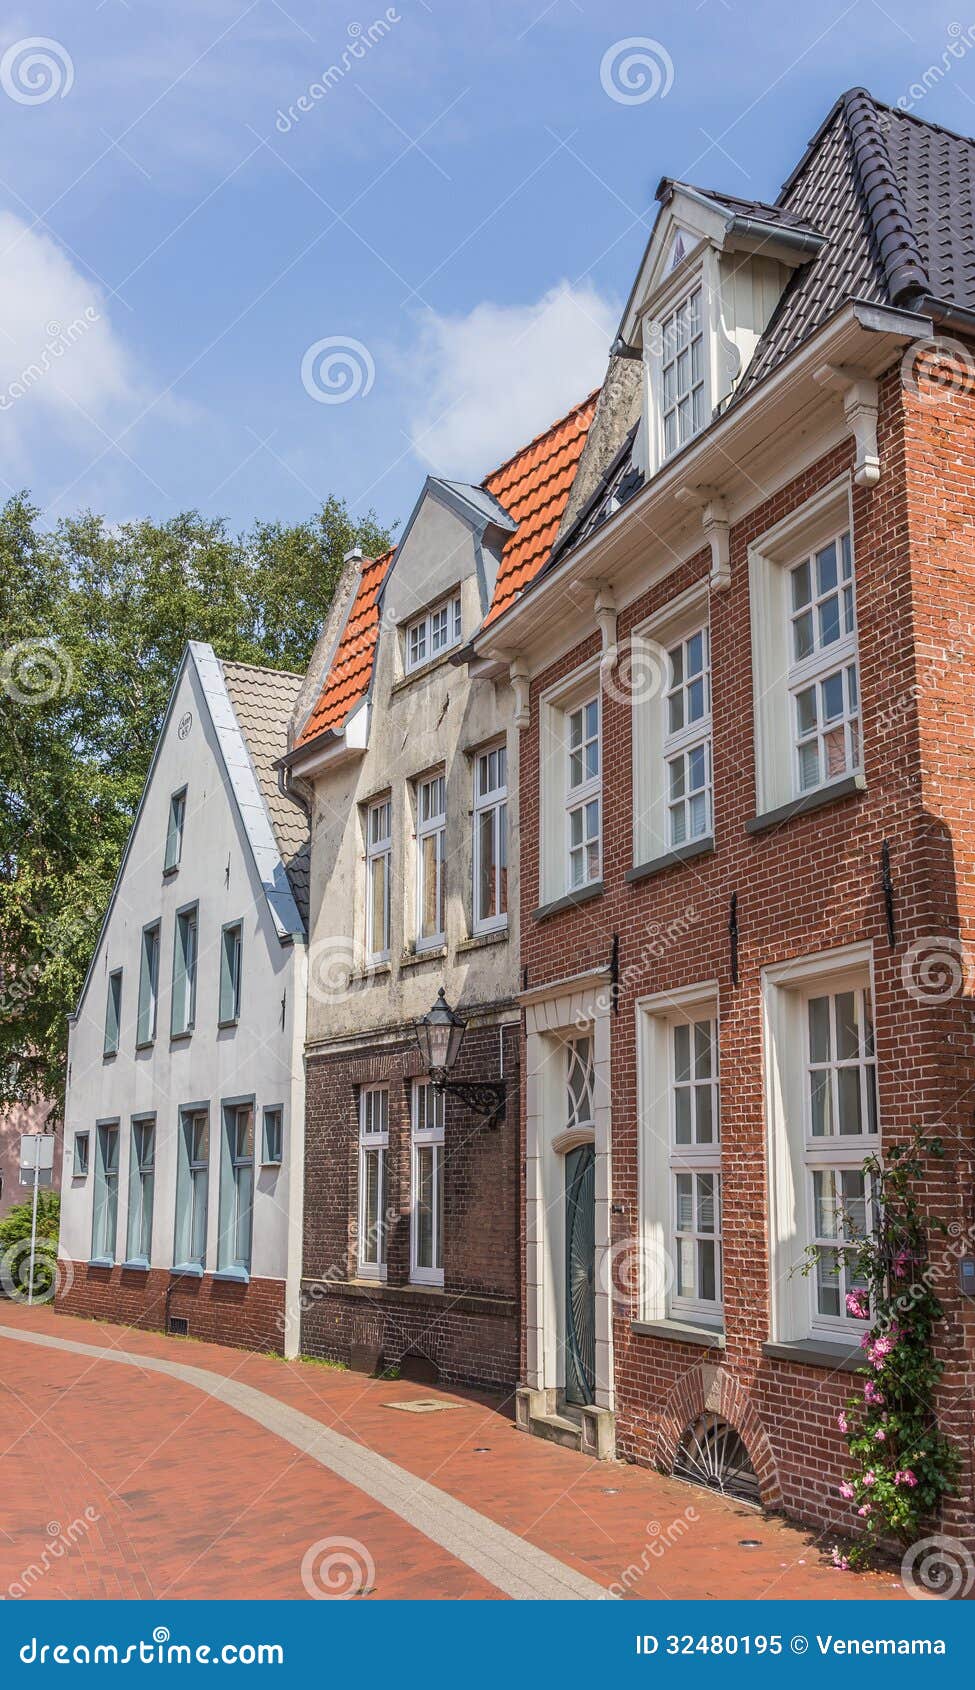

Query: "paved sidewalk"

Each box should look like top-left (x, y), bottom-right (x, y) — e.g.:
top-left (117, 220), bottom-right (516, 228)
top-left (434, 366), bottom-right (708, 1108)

top-left (0, 1304), bottom-right (907, 1602)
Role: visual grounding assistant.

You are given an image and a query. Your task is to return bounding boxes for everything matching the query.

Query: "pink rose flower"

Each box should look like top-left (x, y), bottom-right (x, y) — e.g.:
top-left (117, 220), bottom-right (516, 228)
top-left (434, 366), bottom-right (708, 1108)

top-left (857, 1504), bottom-right (872, 1517)
top-left (831, 1549), bottom-right (851, 1571)
top-left (864, 1380), bottom-right (885, 1405)
top-left (846, 1289), bottom-right (869, 1319)
top-left (838, 1480), bottom-right (854, 1500)
top-left (863, 1470), bottom-right (877, 1488)
top-left (837, 1412), bottom-right (849, 1434)
top-left (895, 1469), bottom-right (918, 1488)
top-left (874, 1427), bottom-right (887, 1441)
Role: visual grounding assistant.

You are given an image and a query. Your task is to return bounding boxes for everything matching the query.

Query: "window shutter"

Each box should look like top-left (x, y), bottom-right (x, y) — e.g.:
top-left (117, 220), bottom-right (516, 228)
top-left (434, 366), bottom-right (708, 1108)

top-left (137, 929), bottom-right (156, 1044)
top-left (171, 916), bottom-right (187, 1035)
top-left (104, 972), bottom-right (121, 1055)
top-left (219, 927), bottom-right (237, 1023)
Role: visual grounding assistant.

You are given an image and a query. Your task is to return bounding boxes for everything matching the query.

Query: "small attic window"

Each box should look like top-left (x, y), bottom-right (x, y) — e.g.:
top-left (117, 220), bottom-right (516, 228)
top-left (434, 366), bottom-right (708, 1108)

top-left (656, 286), bottom-right (707, 460)
top-left (667, 231), bottom-right (687, 274)
top-left (405, 592), bottom-right (462, 673)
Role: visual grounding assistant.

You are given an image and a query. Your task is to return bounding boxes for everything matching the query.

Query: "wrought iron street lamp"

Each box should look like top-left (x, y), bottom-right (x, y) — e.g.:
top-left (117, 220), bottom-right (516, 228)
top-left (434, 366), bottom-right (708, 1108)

top-left (415, 988), bottom-right (506, 1127)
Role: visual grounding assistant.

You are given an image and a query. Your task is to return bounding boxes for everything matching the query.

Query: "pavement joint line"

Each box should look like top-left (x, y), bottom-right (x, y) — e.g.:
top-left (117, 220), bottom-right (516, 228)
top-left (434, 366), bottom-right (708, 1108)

top-left (0, 1325), bottom-right (612, 1603)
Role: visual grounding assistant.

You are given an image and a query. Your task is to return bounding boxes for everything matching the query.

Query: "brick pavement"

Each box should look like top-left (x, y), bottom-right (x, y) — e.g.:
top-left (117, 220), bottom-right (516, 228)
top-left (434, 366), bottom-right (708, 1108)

top-left (0, 1304), bottom-right (908, 1602)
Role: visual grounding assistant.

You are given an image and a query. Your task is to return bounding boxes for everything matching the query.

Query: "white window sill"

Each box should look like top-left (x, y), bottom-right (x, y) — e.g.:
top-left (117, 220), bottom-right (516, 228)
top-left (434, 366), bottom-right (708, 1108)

top-left (532, 880), bottom-right (604, 923)
top-left (626, 836), bottom-right (714, 884)
top-left (632, 1316), bottom-right (725, 1348)
top-left (762, 1336), bottom-right (862, 1373)
top-left (746, 772), bottom-right (865, 835)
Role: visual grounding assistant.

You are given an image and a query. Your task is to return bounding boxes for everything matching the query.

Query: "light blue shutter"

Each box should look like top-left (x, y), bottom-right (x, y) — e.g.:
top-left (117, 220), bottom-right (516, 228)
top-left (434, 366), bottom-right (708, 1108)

top-left (137, 927), bottom-right (157, 1045)
top-left (104, 972), bottom-right (121, 1055)
top-left (219, 926), bottom-right (238, 1023)
top-left (171, 915), bottom-right (186, 1035)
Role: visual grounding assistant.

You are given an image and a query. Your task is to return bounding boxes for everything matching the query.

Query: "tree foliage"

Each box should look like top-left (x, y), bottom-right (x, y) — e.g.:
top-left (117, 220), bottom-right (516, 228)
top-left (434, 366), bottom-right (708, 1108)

top-left (0, 493), bottom-right (392, 1111)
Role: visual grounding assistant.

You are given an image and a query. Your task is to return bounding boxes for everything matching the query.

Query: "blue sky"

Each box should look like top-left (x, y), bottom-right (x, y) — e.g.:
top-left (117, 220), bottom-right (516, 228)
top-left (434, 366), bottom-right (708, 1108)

top-left (0, 0), bottom-right (970, 538)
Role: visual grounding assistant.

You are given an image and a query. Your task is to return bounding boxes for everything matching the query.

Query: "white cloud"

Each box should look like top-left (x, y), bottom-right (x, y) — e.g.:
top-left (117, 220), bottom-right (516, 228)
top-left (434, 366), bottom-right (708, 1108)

top-left (406, 281), bottom-right (618, 480)
top-left (0, 212), bottom-right (136, 451)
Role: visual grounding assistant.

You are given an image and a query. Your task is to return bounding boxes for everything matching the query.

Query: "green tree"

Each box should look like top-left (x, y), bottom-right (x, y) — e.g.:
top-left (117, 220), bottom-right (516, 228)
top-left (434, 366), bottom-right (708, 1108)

top-left (0, 493), bottom-right (392, 1111)
top-left (0, 1191), bottom-right (60, 1301)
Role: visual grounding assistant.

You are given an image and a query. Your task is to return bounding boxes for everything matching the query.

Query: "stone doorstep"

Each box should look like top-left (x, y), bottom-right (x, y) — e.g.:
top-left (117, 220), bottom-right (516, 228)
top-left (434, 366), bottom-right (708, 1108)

top-left (515, 1386), bottom-right (616, 1461)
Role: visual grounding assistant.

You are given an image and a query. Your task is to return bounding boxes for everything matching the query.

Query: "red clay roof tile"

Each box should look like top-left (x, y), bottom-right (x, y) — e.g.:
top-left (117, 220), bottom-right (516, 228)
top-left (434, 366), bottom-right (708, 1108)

top-left (296, 393), bottom-right (596, 746)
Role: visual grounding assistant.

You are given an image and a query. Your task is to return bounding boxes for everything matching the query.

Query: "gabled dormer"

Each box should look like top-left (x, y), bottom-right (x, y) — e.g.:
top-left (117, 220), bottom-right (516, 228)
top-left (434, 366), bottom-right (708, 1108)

top-left (619, 180), bottom-right (825, 479)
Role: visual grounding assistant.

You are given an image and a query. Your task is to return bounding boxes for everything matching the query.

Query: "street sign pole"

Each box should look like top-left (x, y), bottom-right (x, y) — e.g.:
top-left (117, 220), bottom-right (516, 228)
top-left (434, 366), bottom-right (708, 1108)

top-left (27, 1154), bottom-right (40, 1306)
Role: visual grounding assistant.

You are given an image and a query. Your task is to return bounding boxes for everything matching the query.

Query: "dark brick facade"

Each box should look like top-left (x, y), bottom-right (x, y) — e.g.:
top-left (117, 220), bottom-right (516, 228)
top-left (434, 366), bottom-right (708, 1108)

top-left (301, 1016), bottom-right (520, 1392)
top-left (519, 355), bottom-right (975, 1548)
top-left (56, 1265), bottom-right (287, 1353)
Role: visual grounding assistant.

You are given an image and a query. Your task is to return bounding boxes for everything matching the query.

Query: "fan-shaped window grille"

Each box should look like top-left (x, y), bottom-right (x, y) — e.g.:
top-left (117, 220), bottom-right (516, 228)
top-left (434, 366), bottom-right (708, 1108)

top-left (673, 1413), bottom-right (760, 1505)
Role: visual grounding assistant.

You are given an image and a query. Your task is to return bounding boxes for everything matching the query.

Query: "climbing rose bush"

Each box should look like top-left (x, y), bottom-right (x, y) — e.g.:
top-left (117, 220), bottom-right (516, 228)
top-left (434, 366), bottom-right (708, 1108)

top-left (806, 1134), bottom-right (959, 1571)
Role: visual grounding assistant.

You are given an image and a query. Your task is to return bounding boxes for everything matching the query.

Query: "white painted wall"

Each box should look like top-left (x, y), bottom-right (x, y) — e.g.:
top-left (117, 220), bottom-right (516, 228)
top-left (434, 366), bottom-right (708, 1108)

top-left (59, 654), bottom-right (305, 1322)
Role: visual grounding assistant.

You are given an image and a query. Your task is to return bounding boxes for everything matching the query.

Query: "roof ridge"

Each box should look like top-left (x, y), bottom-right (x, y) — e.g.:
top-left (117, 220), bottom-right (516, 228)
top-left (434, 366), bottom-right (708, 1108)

top-left (840, 87), bottom-right (929, 306)
top-left (481, 390), bottom-right (598, 490)
top-left (219, 656), bottom-right (306, 681)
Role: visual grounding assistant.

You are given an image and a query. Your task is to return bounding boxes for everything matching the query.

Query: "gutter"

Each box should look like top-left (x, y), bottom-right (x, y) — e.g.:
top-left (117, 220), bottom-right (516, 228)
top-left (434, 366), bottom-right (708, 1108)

top-left (915, 295), bottom-right (975, 336)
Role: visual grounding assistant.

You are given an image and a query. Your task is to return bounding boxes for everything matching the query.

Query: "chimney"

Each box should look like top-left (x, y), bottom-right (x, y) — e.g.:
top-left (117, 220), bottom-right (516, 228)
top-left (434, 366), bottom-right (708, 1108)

top-left (343, 546), bottom-right (363, 567)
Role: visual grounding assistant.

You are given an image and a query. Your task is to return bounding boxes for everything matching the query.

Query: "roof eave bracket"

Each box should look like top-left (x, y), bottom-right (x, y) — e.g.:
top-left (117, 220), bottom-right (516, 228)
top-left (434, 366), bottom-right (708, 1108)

top-left (813, 364), bottom-right (881, 487)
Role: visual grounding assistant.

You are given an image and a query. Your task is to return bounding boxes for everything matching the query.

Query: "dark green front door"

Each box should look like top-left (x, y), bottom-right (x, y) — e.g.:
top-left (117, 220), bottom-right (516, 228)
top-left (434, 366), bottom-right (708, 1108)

top-left (564, 1144), bottom-right (596, 1406)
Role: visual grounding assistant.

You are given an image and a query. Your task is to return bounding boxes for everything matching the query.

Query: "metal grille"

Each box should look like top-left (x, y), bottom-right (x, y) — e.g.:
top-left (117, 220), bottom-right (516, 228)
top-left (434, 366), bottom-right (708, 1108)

top-left (673, 1413), bottom-right (761, 1506)
top-left (168, 1315), bottom-right (189, 1336)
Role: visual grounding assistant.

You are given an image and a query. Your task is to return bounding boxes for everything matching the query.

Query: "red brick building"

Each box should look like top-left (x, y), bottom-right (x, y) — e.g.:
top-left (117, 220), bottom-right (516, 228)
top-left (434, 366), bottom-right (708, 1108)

top-left (473, 88), bottom-right (975, 1545)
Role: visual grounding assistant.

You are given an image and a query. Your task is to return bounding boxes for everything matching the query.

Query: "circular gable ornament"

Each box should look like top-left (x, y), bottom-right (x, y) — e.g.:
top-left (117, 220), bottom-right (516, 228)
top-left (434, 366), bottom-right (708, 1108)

top-left (177, 711), bottom-right (193, 740)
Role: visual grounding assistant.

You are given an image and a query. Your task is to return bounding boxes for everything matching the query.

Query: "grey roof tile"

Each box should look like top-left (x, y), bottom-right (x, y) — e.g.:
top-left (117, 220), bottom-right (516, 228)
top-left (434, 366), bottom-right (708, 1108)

top-left (219, 660), bottom-right (310, 926)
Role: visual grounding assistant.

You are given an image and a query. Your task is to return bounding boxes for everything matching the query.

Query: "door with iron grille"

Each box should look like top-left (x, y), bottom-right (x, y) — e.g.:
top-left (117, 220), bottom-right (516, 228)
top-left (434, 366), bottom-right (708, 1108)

top-left (564, 1143), bottom-right (596, 1406)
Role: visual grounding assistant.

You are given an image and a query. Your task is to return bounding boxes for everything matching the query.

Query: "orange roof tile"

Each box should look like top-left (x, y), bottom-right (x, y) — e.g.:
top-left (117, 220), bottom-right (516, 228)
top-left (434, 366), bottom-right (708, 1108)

top-left (482, 391), bottom-right (597, 627)
top-left (296, 548), bottom-right (393, 746)
top-left (295, 393), bottom-right (596, 747)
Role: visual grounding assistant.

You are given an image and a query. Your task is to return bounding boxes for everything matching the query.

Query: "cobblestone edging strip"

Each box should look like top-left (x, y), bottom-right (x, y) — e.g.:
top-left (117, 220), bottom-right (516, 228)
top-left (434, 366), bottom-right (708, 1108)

top-left (0, 1325), bottom-right (610, 1602)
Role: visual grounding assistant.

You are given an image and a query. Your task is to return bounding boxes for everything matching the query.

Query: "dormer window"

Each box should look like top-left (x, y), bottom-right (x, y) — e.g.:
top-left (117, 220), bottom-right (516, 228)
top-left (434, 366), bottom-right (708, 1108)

top-left (405, 592), bottom-right (462, 673)
top-left (658, 286), bottom-right (707, 460)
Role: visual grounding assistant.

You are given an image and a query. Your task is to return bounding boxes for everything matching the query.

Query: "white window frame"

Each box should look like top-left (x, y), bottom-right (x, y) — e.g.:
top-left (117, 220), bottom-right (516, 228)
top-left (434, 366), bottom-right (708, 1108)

top-left (262, 1106), bottom-right (283, 1166)
top-left (663, 623), bottom-right (712, 849)
top-left (654, 283), bottom-right (708, 462)
top-left (472, 742), bottom-right (508, 934)
top-left (636, 985), bottom-right (723, 1332)
top-left (405, 591), bottom-right (462, 673)
top-left (539, 660), bottom-right (603, 906)
top-left (164, 787), bottom-right (186, 873)
top-left (410, 1081), bottom-right (444, 1285)
top-left (763, 944), bottom-right (879, 1344)
top-left (357, 1086), bottom-right (389, 1279)
top-left (669, 1013), bottom-right (722, 1323)
top-left (641, 245), bottom-right (720, 477)
top-left (631, 581), bottom-right (712, 869)
top-left (749, 477), bottom-right (861, 819)
top-left (788, 527), bottom-right (860, 798)
top-left (565, 695), bottom-right (601, 892)
top-left (365, 796), bottom-right (392, 963)
top-left (415, 772), bottom-right (446, 950)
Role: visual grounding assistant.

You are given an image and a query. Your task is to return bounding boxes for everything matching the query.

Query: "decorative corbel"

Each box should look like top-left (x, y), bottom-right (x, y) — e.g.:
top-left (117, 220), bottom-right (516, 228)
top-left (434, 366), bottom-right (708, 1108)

top-left (675, 486), bottom-right (731, 590)
top-left (813, 364), bottom-right (880, 487)
top-left (590, 581), bottom-right (618, 680)
top-left (509, 657), bottom-right (530, 731)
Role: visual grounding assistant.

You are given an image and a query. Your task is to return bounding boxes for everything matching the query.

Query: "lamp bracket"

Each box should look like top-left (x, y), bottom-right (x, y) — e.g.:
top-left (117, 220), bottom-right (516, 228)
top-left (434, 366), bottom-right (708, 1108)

top-left (431, 1076), bottom-right (507, 1129)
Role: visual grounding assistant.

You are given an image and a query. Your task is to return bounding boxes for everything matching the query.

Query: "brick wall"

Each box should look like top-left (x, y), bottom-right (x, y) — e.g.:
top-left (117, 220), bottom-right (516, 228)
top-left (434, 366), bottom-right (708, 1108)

top-left (56, 1266), bottom-right (286, 1355)
top-left (301, 1018), bottom-right (520, 1392)
top-left (519, 355), bottom-right (975, 1547)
